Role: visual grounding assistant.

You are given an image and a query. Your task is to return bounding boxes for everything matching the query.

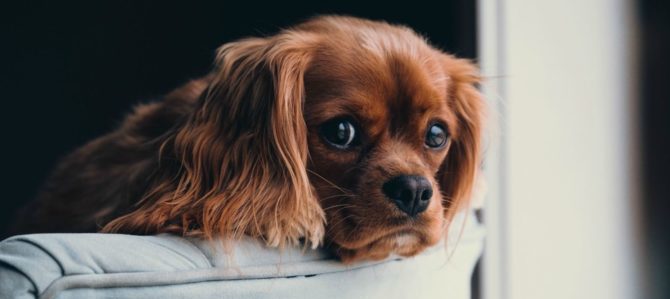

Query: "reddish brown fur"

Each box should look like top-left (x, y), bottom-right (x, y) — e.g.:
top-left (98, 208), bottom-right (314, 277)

top-left (10, 16), bottom-right (484, 263)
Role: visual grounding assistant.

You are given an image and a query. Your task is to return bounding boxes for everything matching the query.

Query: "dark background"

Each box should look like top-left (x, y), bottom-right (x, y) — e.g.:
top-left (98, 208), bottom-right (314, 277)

top-left (0, 1), bottom-right (476, 232)
top-left (639, 0), bottom-right (670, 298)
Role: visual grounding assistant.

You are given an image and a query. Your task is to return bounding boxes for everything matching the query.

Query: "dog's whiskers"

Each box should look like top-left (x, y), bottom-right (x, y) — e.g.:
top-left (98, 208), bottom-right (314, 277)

top-left (322, 203), bottom-right (356, 211)
top-left (319, 194), bottom-right (356, 201)
top-left (325, 214), bottom-right (359, 235)
top-left (307, 169), bottom-right (355, 195)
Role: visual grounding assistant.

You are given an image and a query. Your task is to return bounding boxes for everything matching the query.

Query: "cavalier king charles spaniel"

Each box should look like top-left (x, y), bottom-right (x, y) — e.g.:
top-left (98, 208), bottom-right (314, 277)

top-left (11, 16), bottom-right (484, 263)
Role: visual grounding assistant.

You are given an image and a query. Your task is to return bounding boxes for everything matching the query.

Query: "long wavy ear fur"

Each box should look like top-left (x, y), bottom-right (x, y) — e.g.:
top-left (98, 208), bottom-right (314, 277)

top-left (103, 32), bottom-right (325, 248)
top-left (438, 55), bottom-right (485, 223)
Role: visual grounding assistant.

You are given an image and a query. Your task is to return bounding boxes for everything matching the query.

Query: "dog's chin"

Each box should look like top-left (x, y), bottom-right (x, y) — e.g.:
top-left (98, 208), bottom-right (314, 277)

top-left (332, 230), bottom-right (441, 264)
top-left (327, 213), bottom-right (445, 264)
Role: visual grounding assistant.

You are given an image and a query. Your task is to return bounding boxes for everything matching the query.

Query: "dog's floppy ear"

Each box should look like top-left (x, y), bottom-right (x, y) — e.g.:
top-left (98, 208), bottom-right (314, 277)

top-left (103, 33), bottom-right (325, 248)
top-left (438, 54), bottom-right (485, 222)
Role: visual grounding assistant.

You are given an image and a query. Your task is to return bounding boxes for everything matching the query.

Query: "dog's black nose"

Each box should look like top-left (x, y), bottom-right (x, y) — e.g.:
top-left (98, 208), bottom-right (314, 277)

top-left (382, 175), bottom-right (432, 216)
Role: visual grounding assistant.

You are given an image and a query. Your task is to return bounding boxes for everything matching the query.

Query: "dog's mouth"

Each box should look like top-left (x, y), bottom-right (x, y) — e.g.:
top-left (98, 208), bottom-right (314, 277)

top-left (324, 204), bottom-right (444, 263)
top-left (330, 229), bottom-right (436, 263)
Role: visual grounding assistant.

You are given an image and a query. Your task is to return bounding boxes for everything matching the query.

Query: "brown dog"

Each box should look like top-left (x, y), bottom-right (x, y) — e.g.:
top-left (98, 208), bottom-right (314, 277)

top-left (11, 16), bottom-right (484, 263)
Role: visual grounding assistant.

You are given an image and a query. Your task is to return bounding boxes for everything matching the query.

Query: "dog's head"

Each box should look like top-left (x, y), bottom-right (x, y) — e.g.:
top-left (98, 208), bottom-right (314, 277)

top-left (104, 16), bottom-right (484, 263)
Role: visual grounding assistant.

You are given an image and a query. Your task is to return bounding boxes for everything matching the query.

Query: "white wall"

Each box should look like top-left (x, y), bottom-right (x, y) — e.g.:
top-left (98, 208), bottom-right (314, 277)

top-left (479, 0), bottom-right (641, 298)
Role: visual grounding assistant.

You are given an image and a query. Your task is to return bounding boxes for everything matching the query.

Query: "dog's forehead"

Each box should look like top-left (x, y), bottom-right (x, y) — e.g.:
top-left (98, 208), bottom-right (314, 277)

top-left (304, 40), bottom-right (450, 135)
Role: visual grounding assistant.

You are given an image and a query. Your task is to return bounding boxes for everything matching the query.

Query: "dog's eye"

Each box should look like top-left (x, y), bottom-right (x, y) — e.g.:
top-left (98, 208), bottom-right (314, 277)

top-left (425, 124), bottom-right (448, 148)
top-left (321, 119), bottom-right (358, 149)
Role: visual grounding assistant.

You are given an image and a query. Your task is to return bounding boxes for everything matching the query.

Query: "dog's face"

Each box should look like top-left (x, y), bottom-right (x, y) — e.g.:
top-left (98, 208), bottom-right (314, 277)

top-left (304, 37), bottom-right (455, 261)
top-left (300, 18), bottom-right (483, 262)
top-left (103, 16), bottom-right (483, 264)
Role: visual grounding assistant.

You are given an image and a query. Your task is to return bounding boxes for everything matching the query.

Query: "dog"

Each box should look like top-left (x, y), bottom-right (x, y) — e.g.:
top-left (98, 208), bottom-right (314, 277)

top-left (10, 16), bottom-right (484, 263)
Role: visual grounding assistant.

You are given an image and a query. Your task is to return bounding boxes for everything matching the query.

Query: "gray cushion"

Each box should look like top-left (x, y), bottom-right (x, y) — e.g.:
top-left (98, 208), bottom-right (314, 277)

top-left (0, 212), bottom-right (483, 299)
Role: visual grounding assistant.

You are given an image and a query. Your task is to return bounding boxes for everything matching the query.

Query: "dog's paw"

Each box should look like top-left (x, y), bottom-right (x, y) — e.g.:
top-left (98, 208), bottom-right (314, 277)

top-left (262, 199), bottom-right (325, 249)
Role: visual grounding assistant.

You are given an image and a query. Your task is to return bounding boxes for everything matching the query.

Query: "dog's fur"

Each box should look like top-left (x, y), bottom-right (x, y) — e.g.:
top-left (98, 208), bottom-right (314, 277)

top-left (11, 16), bottom-right (484, 263)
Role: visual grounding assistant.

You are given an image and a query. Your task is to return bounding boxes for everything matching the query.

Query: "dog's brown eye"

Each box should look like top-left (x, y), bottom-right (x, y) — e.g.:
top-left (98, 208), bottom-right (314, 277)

top-left (425, 124), bottom-right (448, 148)
top-left (321, 119), bottom-right (358, 149)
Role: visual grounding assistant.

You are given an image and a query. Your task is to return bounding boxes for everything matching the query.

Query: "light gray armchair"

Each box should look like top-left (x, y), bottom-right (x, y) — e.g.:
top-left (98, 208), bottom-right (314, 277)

top-left (0, 211), bottom-right (483, 299)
